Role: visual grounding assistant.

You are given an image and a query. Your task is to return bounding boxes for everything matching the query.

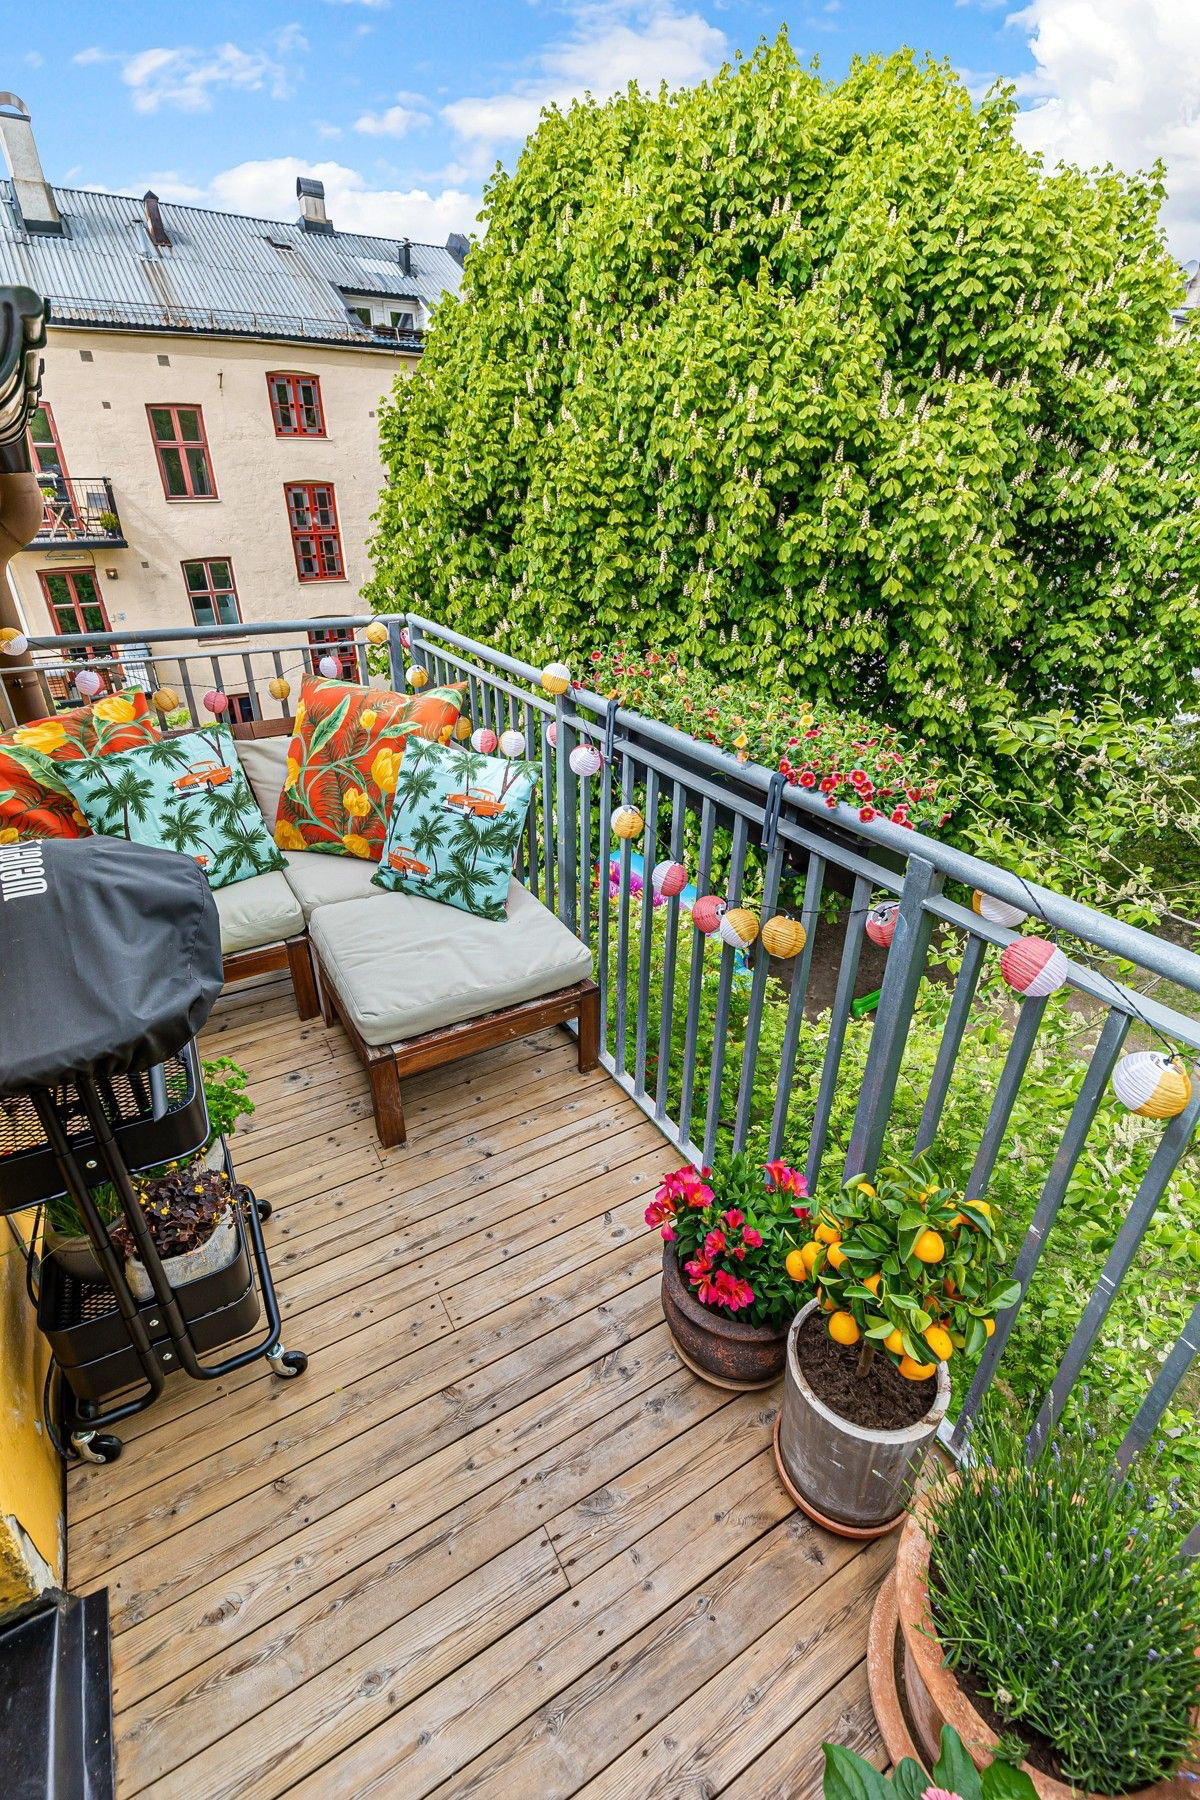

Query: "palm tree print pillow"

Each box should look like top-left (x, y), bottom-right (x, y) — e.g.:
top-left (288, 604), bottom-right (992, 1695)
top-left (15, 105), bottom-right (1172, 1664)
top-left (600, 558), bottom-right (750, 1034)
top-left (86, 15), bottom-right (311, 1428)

top-left (372, 737), bottom-right (540, 920)
top-left (0, 688), bottom-right (161, 843)
top-left (57, 727), bottom-right (286, 889)
top-left (273, 674), bottom-right (466, 860)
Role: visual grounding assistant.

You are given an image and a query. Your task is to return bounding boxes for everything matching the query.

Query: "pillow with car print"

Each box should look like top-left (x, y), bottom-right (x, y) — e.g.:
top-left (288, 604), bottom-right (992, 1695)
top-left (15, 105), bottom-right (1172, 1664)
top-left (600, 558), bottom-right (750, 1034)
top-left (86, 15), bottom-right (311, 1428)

top-left (0, 687), bottom-right (161, 843)
top-left (56, 726), bottom-right (285, 889)
top-left (372, 736), bottom-right (540, 920)
top-left (273, 673), bottom-right (466, 861)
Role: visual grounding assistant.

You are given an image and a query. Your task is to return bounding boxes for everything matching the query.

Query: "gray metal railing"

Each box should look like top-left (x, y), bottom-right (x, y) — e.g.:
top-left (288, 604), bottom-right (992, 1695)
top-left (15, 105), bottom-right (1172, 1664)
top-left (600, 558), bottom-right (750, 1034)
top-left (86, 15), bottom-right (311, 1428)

top-left (4, 608), bottom-right (1199, 1514)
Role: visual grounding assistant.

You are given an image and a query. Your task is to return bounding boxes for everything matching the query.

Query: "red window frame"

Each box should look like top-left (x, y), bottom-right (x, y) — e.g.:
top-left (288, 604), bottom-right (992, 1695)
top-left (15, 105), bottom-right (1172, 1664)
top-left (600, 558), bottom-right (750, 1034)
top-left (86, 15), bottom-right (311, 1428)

top-left (147, 403), bottom-right (218, 500)
top-left (307, 627), bottom-right (357, 681)
top-left (182, 558), bottom-right (242, 630)
top-left (267, 371), bottom-right (326, 438)
top-left (285, 482), bottom-right (345, 582)
top-left (38, 568), bottom-right (114, 683)
top-left (28, 403), bottom-right (70, 482)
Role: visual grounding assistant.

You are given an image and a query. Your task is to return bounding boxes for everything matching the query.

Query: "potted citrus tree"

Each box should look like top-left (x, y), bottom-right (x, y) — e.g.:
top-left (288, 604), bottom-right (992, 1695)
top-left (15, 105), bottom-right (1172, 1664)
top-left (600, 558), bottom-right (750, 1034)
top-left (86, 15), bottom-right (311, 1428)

top-left (776, 1163), bottom-right (1017, 1536)
top-left (652, 1151), bottom-right (811, 1389)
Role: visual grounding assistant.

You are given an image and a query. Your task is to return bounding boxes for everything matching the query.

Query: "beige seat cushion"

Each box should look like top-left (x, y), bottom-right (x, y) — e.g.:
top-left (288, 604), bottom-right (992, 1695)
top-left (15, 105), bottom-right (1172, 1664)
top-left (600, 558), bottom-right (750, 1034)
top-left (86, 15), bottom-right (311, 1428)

top-left (215, 869), bottom-right (304, 956)
top-left (281, 849), bottom-right (388, 921)
top-left (310, 879), bottom-right (594, 1046)
top-left (233, 734), bottom-right (289, 828)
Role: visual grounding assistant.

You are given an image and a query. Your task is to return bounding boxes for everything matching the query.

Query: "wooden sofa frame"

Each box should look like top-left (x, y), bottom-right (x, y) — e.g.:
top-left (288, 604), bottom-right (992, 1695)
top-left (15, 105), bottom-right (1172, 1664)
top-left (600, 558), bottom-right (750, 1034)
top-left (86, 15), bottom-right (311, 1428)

top-left (314, 949), bottom-right (600, 1147)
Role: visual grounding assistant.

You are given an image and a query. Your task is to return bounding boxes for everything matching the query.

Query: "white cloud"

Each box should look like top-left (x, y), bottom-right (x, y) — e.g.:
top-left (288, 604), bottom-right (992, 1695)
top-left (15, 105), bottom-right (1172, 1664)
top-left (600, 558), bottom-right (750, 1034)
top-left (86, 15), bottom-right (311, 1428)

top-left (72, 41), bottom-right (294, 114)
top-left (1007, 0), bottom-right (1200, 253)
top-left (443, 3), bottom-right (726, 147)
top-left (354, 102), bottom-right (426, 138)
top-left (23, 50), bottom-right (44, 69)
top-left (150, 156), bottom-right (478, 244)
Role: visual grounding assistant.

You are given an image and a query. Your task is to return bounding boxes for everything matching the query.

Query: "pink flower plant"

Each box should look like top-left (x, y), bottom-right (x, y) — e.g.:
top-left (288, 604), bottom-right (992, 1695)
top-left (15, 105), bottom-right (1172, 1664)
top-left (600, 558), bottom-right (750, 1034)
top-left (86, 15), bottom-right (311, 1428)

top-left (649, 1149), bottom-right (812, 1331)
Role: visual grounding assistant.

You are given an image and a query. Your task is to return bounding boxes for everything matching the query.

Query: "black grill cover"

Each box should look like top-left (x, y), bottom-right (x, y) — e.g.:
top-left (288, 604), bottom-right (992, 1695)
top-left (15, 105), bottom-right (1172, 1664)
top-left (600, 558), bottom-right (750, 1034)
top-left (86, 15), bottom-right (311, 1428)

top-left (0, 837), bottom-right (223, 1096)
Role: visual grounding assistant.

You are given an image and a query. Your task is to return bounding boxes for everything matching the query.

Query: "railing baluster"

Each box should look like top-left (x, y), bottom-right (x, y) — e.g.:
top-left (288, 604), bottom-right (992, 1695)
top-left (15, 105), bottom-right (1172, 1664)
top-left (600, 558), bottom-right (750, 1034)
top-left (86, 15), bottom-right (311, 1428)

top-left (522, 699), bottom-right (538, 895)
top-left (1115, 1297), bottom-right (1200, 1470)
top-left (654, 780), bottom-right (688, 1124)
top-left (702, 813), bottom-right (750, 1166)
top-left (239, 653), bottom-right (261, 721)
top-left (613, 757), bottom-right (637, 1078)
top-left (595, 746), bottom-right (615, 1059)
top-left (678, 799), bottom-right (717, 1152)
top-left (914, 933), bottom-right (987, 1155)
top-left (634, 768), bottom-right (660, 1097)
top-left (951, 1006), bottom-right (1130, 1450)
top-left (540, 713), bottom-right (555, 912)
top-left (804, 872), bottom-right (872, 1190)
top-left (554, 694), bottom-right (577, 936)
top-left (1026, 1078), bottom-right (1200, 1458)
top-left (964, 992), bottom-right (1048, 1200)
top-left (733, 836), bottom-right (785, 1151)
top-left (844, 856), bottom-right (942, 1181)
top-left (767, 853), bottom-right (825, 1162)
top-left (178, 658), bottom-right (199, 725)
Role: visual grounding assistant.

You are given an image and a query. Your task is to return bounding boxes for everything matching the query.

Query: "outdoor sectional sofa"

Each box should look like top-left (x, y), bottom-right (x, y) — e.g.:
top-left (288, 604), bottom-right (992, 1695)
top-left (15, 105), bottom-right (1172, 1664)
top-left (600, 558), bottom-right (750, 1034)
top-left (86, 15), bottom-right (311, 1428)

top-left (216, 725), bottom-right (599, 1146)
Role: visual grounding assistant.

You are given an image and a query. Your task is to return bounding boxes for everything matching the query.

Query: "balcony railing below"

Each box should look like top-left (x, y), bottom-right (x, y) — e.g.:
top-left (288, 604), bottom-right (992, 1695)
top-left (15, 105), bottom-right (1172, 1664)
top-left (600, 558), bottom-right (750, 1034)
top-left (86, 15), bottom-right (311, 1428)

top-left (27, 475), bottom-right (125, 549)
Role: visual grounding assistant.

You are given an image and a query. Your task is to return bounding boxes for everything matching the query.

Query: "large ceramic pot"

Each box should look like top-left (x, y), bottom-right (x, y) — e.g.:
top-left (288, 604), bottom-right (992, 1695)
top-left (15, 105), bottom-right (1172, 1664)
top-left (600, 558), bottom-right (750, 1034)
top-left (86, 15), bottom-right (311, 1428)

top-left (775, 1300), bottom-right (950, 1538)
top-left (868, 1510), bottom-right (1196, 1798)
top-left (659, 1243), bottom-right (789, 1390)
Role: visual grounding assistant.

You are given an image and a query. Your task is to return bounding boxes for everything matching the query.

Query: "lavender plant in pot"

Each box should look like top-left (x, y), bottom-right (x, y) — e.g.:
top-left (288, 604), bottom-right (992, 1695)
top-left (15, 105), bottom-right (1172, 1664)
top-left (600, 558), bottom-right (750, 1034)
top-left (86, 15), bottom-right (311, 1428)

top-left (650, 1150), bottom-right (812, 1389)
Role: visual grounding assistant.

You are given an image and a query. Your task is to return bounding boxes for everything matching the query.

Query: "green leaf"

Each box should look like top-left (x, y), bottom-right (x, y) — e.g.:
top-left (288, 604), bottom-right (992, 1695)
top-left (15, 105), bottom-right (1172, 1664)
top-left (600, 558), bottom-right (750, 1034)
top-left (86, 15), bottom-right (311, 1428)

top-left (981, 1761), bottom-right (1039, 1800)
top-left (822, 1743), bottom-right (891, 1800)
top-left (306, 696), bottom-right (352, 759)
top-left (985, 1281), bottom-right (1021, 1311)
top-left (932, 1726), bottom-right (983, 1800)
top-left (892, 1759), bottom-right (934, 1800)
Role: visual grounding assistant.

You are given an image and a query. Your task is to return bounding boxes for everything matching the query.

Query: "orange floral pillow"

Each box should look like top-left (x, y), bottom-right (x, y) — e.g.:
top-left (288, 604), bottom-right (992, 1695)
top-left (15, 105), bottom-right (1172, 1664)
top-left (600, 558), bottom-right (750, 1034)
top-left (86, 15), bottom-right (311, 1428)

top-left (0, 688), bottom-right (161, 843)
top-left (273, 674), bottom-right (466, 858)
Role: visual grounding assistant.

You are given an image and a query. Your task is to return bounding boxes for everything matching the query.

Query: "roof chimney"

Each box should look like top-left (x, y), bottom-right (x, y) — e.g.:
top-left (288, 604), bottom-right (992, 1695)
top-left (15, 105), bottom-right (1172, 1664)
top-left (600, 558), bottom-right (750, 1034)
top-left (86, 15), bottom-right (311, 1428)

top-left (143, 190), bottom-right (171, 249)
top-left (400, 238), bottom-right (412, 278)
top-left (0, 93), bottom-right (62, 236)
top-left (445, 232), bottom-right (469, 269)
top-left (296, 175), bottom-right (332, 234)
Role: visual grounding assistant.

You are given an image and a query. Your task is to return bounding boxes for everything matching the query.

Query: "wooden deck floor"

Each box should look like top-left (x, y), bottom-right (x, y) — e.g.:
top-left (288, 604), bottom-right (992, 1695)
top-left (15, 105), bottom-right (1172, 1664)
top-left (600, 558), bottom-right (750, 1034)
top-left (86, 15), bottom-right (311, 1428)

top-left (68, 974), bottom-right (889, 1798)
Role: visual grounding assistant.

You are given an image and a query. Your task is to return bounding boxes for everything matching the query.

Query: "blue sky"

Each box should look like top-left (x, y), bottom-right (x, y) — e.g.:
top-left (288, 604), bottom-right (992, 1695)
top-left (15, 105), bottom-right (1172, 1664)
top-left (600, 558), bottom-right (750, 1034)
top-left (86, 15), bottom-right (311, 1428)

top-left (7, 1), bottom-right (1200, 252)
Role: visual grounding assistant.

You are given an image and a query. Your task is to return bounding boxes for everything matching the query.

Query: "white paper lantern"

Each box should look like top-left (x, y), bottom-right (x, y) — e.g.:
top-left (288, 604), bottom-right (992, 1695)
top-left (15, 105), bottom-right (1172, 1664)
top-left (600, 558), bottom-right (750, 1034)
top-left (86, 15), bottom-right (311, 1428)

top-left (569, 744), bottom-right (602, 778)
top-left (0, 632), bottom-right (28, 657)
top-left (499, 728), bottom-right (527, 757)
top-left (471, 727), bottom-right (498, 754)
top-left (317, 655), bottom-right (339, 678)
top-left (74, 668), bottom-right (103, 698)
top-left (1111, 1051), bottom-right (1192, 1120)
top-left (973, 889), bottom-right (1028, 930)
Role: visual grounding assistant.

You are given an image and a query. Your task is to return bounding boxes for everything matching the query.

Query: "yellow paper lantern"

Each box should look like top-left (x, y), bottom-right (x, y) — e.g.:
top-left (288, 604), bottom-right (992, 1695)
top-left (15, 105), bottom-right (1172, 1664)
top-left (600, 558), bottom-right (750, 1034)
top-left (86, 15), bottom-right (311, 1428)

top-left (761, 915), bottom-right (807, 958)
top-left (151, 686), bottom-right (179, 713)
top-left (364, 620), bottom-right (388, 647)
top-left (0, 626), bottom-right (21, 644)
top-left (268, 677), bottom-right (291, 702)
top-left (1111, 1051), bottom-right (1192, 1120)
top-left (455, 717), bottom-right (473, 741)
top-left (540, 661), bottom-right (571, 696)
top-left (407, 664), bottom-right (429, 689)
top-left (718, 907), bottom-right (759, 949)
top-left (612, 805), bottom-right (644, 840)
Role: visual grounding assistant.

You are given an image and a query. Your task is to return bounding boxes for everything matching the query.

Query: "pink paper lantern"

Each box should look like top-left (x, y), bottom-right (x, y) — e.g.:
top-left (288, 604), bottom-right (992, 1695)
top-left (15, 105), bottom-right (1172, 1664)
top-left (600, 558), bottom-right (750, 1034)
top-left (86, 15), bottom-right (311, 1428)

top-left (651, 860), bottom-right (688, 898)
top-left (470, 727), bottom-right (498, 754)
top-left (692, 894), bottom-right (727, 935)
top-left (1000, 936), bottom-right (1069, 997)
top-left (546, 722), bottom-right (558, 749)
top-left (865, 900), bottom-right (899, 948)
top-left (203, 688), bottom-right (229, 715)
top-left (74, 668), bottom-right (103, 698)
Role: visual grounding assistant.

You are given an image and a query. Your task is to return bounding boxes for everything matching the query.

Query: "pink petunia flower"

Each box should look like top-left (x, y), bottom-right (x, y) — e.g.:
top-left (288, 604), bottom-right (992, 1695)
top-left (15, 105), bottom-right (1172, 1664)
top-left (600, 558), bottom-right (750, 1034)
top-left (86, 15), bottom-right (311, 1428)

top-left (743, 1227), bottom-right (763, 1248)
top-left (723, 1208), bottom-right (744, 1229)
top-left (704, 1228), bottom-right (726, 1258)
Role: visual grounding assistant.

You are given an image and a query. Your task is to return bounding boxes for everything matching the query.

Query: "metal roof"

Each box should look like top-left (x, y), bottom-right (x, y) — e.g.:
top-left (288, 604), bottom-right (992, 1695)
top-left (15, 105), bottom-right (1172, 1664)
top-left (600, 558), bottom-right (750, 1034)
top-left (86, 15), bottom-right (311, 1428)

top-left (0, 182), bottom-right (462, 349)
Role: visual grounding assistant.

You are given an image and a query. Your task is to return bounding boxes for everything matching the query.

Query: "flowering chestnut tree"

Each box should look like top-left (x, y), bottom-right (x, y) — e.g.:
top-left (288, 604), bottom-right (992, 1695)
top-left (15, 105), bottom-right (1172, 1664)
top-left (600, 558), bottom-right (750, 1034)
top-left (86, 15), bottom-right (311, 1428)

top-left (648, 1150), bottom-right (811, 1329)
top-left (368, 37), bottom-right (1200, 754)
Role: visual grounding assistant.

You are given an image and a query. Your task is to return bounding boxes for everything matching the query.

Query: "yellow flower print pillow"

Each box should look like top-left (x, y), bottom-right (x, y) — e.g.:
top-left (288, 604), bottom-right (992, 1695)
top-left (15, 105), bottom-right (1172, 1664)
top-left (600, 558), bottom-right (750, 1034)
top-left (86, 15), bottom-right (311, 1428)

top-left (273, 673), bottom-right (465, 859)
top-left (0, 686), bottom-right (161, 843)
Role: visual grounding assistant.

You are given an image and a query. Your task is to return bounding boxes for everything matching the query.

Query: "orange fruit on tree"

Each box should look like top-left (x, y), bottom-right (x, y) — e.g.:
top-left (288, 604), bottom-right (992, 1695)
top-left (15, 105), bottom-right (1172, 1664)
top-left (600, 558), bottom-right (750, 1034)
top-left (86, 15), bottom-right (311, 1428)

top-left (883, 1327), bottom-right (904, 1356)
top-left (965, 1201), bottom-right (993, 1224)
top-left (828, 1311), bottom-right (861, 1346)
top-left (800, 1240), bottom-right (822, 1274)
top-left (923, 1324), bottom-right (954, 1362)
top-left (814, 1221), bottom-right (841, 1245)
top-left (913, 1229), bottom-right (945, 1264)
top-left (784, 1248), bottom-right (808, 1282)
top-left (898, 1355), bottom-right (936, 1381)
top-left (983, 1317), bottom-right (996, 1337)
top-left (819, 1289), bottom-right (836, 1313)
top-left (863, 1272), bottom-right (881, 1295)
top-left (825, 1242), bottom-right (847, 1272)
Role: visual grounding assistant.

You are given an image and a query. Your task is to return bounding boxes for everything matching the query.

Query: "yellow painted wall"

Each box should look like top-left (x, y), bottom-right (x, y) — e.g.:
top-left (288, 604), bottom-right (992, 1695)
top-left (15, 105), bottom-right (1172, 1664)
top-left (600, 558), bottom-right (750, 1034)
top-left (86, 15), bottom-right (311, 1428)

top-left (0, 1215), bottom-right (63, 1611)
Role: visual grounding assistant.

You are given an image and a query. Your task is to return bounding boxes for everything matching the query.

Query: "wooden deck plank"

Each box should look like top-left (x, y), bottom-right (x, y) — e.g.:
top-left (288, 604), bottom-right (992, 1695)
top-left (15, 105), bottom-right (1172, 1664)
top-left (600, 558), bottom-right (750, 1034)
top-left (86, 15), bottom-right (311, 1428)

top-left (64, 985), bottom-right (883, 1799)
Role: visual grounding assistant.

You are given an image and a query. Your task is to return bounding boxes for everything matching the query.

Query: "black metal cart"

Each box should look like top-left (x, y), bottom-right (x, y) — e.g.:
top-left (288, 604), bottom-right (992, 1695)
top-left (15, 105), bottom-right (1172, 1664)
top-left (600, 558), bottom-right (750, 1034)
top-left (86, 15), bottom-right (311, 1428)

top-left (0, 836), bottom-right (307, 1464)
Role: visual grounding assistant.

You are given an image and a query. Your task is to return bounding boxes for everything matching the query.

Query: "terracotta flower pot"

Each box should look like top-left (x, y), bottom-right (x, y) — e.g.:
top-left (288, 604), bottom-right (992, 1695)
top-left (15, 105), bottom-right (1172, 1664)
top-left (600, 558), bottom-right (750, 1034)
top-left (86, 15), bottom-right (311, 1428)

top-left (659, 1242), bottom-right (788, 1390)
top-left (776, 1301), bottom-right (950, 1538)
top-left (868, 1509), bottom-right (1197, 1799)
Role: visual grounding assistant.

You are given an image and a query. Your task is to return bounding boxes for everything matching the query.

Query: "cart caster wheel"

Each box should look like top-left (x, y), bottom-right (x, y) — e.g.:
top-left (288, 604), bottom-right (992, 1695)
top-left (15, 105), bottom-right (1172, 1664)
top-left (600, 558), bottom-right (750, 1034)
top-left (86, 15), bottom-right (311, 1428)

top-left (267, 1346), bottom-right (307, 1378)
top-left (254, 1196), bottom-right (272, 1222)
top-left (72, 1431), bottom-right (122, 1465)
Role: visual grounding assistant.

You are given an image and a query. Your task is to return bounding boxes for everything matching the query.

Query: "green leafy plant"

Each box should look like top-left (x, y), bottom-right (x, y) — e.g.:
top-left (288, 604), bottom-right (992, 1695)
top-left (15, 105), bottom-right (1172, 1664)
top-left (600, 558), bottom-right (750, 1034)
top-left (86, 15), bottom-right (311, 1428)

top-left (647, 1148), bottom-right (811, 1329)
top-left (923, 1408), bottom-right (1200, 1792)
top-left (200, 1056), bottom-right (254, 1144)
top-left (791, 1165), bottom-right (1018, 1380)
top-left (95, 509), bottom-right (121, 534)
top-left (368, 39), bottom-right (1200, 758)
top-left (823, 1723), bottom-right (1037, 1800)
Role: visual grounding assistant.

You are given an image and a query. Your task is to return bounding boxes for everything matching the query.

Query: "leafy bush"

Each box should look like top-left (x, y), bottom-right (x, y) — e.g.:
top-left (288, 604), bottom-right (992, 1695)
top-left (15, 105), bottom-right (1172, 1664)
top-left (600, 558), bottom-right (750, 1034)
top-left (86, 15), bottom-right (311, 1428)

top-left (924, 1408), bottom-right (1200, 1791)
top-left (368, 37), bottom-right (1200, 754)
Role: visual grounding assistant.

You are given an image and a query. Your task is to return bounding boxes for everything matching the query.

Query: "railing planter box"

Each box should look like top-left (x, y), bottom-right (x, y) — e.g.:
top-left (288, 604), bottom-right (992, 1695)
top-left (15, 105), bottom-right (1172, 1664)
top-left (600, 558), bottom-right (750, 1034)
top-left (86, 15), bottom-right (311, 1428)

top-left (660, 1242), bottom-right (788, 1390)
top-left (869, 1509), bottom-right (1195, 1798)
top-left (774, 1300), bottom-right (950, 1538)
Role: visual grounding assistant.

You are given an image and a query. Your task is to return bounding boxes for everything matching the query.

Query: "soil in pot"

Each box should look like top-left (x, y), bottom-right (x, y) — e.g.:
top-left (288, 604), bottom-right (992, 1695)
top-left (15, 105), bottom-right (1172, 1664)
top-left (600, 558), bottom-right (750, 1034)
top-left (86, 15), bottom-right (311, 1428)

top-left (795, 1307), bottom-right (935, 1429)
